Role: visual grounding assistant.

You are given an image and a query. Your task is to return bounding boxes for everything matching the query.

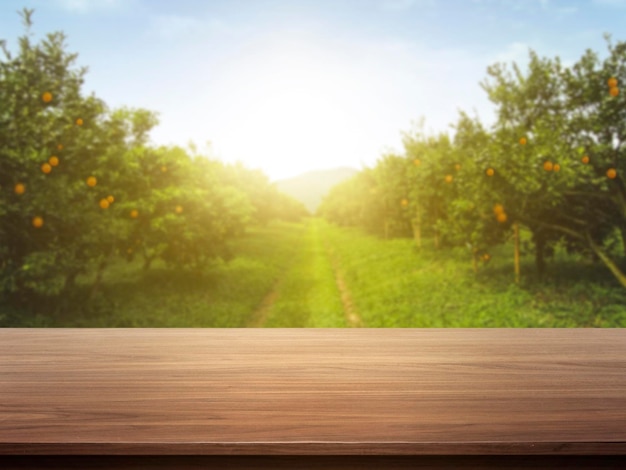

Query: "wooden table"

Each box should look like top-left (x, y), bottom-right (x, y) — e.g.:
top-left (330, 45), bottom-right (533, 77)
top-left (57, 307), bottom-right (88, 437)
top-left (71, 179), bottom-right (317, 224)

top-left (1, 329), bottom-right (625, 469)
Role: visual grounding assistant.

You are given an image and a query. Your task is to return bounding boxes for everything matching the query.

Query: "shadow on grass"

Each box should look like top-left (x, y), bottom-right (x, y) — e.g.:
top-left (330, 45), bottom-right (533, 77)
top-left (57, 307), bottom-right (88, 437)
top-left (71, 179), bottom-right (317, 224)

top-left (1, 261), bottom-right (273, 327)
top-left (477, 257), bottom-right (624, 289)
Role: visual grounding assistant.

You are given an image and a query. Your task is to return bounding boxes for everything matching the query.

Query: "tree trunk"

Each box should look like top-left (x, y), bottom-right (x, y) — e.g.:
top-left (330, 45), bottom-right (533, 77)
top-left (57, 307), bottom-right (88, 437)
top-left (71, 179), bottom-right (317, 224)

top-left (513, 222), bottom-right (520, 284)
top-left (534, 231), bottom-right (546, 278)
top-left (432, 204), bottom-right (442, 249)
top-left (412, 201), bottom-right (422, 249)
top-left (517, 214), bottom-right (626, 289)
top-left (63, 270), bottom-right (80, 293)
top-left (90, 249), bottom-right (115, 300)
top-left (411, 219), bottom-right (421, 248)
top-left (587, 233), bottom-right (626, 288)
top-left (90, 260), bottom-right (107, 300)
top-left (620, 223), bottom-right (626, 256)
top-left (143, 254), bottom-right (155, 271)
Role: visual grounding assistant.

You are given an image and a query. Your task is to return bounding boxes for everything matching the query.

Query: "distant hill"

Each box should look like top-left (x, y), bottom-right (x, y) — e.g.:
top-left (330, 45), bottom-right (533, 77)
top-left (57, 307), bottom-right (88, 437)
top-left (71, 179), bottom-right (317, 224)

top-left (275, 167), bottom-right (359, 213)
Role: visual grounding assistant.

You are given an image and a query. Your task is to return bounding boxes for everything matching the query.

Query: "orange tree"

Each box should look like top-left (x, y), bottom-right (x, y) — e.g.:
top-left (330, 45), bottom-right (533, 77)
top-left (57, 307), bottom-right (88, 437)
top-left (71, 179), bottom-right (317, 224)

top-left (478, 48), bottom-right (609, 278)
top-left (402, 128), bottom-right (458, 249)
top-left (0, 9), bottom-right (135, 298)
top-left (319, 38), bottom-right (626, 287)
top-left (372, 152), bottom-right (414, 239)
top-left (0, 9), bottom-right (265, 307)
top-left (317, 168), bottom-right (386, 234)
top-left (557, 36), bottom-right (626, 283)
top-left (119, 145), bottom-right (254, 270)
top-left (318, 154), bottom-right (407, 238)
top-left (481, 41), bottom-right (626, 284)
top-left (435, 111), bottom-right (510, 270)
top-left (216, 161), bottom-right (308, 224)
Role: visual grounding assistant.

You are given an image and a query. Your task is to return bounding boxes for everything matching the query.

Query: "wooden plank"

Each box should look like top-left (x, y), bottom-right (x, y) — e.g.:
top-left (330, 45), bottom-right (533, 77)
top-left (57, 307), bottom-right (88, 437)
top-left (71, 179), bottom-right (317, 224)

top-left (1, 329), bottom-right (625, 456)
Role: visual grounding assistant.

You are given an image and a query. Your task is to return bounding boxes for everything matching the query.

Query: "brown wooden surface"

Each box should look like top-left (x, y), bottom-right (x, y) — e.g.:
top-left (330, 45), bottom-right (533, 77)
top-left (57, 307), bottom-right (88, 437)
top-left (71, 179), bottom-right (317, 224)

top-left (1, 329), bottom-right (625, 456)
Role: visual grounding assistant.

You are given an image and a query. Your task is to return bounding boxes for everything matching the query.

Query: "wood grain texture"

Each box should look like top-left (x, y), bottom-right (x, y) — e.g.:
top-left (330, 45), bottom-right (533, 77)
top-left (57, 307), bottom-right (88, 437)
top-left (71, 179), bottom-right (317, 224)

top-left (1, 329), bottom-right (625, 456)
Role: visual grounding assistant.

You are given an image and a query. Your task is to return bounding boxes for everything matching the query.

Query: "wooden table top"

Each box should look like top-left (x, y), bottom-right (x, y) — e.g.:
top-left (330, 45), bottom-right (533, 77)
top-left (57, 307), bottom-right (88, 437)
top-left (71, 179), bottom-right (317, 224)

top-left (1, 328), bottom-right (625, 456)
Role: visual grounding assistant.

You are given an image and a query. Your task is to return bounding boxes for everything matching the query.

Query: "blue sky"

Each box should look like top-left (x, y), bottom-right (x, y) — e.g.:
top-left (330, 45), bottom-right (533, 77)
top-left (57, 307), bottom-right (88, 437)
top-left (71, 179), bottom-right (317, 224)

top-left (1, 0), bottom-right (625, 180)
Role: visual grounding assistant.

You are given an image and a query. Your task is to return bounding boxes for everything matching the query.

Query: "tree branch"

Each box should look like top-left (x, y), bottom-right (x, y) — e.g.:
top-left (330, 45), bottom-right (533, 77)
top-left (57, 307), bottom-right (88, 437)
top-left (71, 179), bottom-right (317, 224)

top-left (515, 214), bottom-right (585, 241)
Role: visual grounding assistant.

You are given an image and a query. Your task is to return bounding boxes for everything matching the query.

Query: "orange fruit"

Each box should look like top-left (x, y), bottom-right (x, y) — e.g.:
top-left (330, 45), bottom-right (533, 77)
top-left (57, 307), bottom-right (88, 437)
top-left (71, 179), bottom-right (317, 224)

top-left (553, 163), bottom-right (561, 172)
top-left (41, 163), bottom-right (52, 174)
top-left (57, 143), bottom-right (64, 151)
top-left (493, 203), bottom-right (504, 215)
top-left (607, 168), bottom-right (617, 179)
top-left (496, 212), bottom-right (507, 223)
top-left (99, 198), bottom-right (110, 209)
top-left (519, 137), bottom-right (527, 145)
top-left (42, 92), bottom-right (52, 103)
top-left (543, 161), bottom-right (553, 172)
top-left (413, 159), bottom-right (421, 166)
top-left (49, 156), bottom-right (59, 167)
top-left (175, 205), bottom-right (183, 214)
top-left (76, 118), bottom-right (84, 126)
top-left (86, 176), bottom-right (97, 187)
top-left (401, 199), bottom-right (409, 207)
top-left (454, 164), bottom-right (461, 171)
top-left (14, 183), bottom-right (25, 195)
top-left (608, 77), bottom-right (618, 88)
top-left (106, 195), bottom-right (114, 203)
top-left (161, 165), bottom-right (167, 172)
top-left (445, 174), bottom-right (453, 183)
top-left (486, 168), bottom-right (495, 176)
top-left (610, 87), bottom-right (619, 97)
top-left (581, 155), bottom-right (590, 164)
top-left (482, 253), bottom-right (491, 261)
top-left (32, 216), bottom-right (44, 228)
top-left (130, 209), bottom-right (139, 218)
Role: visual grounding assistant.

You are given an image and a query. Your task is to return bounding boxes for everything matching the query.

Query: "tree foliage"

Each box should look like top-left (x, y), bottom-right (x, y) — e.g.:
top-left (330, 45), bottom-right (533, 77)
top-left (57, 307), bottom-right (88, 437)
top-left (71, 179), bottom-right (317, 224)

top-left (0, 9), bottom-right (307, 305)
top-left (320, 36), bottom-right (626, 286)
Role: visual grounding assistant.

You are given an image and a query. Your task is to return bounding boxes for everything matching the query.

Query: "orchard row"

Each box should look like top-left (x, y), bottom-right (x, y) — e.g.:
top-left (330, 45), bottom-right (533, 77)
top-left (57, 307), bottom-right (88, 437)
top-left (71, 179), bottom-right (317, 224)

top-left (320, 40), bottom-right (626, 287)
top-left (0, 9), bottom-right (307, 301)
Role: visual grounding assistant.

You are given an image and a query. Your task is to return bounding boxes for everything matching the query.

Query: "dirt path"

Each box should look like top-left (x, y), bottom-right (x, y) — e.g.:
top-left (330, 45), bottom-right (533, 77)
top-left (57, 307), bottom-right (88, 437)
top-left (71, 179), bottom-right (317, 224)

top-left (247, 220), bottom-right (363, 328)
top-left (247, 279), bottom-right (281, 327)
top-left (325, 244), bottom-right (364, 328)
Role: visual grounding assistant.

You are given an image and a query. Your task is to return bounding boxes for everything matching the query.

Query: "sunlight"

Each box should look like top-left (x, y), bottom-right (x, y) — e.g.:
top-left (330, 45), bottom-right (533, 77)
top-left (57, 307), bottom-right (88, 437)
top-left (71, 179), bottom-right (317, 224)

top-left (210, 40), bottom-right (369, 180)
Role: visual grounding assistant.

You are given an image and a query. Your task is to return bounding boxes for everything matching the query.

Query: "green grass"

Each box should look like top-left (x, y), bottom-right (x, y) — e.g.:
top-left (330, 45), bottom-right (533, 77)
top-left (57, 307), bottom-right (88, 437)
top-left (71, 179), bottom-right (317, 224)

top-left (2, 218), bottom-right (626, 327)
top-left (262, 219), bottom-right (347, 327)
top-left (322, 221), bottom-right (626, 327)
top-left (0, 221), bottom-right (306, 327)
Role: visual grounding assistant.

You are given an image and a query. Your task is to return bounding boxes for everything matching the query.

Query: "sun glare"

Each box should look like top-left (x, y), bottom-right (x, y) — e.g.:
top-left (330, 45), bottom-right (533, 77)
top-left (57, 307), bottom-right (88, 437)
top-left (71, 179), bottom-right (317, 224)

top-left (210, 40), bottom-right (369, 180)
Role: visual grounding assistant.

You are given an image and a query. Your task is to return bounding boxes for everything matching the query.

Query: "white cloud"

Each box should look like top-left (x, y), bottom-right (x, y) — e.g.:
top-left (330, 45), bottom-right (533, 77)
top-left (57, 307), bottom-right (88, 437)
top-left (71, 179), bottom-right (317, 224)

top-left (491, 41), bottom-right (533, 66)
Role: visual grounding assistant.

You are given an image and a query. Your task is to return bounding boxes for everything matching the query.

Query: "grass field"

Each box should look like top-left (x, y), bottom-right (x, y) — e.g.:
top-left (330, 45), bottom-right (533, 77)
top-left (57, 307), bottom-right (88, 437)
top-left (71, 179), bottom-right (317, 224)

top-left (0, 221), bottom-right (304, 327)
top-left (2, 218), bottom-right (626, 327)
top-left (322, 222), bottom-right (626, 327)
